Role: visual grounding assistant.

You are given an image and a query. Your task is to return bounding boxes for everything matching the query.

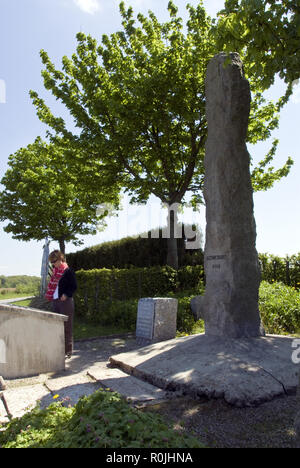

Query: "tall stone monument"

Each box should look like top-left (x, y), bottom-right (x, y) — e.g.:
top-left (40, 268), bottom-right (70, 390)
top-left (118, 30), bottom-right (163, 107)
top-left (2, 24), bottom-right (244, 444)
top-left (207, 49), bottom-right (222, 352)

top-left (203, 52), bottom-right (264, 338)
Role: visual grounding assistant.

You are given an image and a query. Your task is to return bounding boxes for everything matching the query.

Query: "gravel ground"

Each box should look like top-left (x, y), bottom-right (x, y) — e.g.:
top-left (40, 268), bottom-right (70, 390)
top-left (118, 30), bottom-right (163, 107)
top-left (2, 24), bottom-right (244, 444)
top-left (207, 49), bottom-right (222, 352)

top-left (144, 394), bottom-right (299, 448)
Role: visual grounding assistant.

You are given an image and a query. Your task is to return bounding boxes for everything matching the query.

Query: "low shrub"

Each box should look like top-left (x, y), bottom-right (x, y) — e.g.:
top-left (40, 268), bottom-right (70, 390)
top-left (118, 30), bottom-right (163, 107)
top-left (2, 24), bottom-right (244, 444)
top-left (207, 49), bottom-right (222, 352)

top-left (74, 293), bottom-right (202, 337)
top-left (166, 289), bottom-right (205, 335)
top-left (259, 253), bottom-right (300, 289)
top-left (259, 281), bottom-right (300, 334)
top-left (0, 389), bottom-right (203, 448)
top-left (74, 266), bottom-right (179, 320)
top-left (74, 265), bottom-right (204, 321)
top-left (93, 299), bottom-right (138, 331)
top-left (177, 265), bottom-right (204, 291)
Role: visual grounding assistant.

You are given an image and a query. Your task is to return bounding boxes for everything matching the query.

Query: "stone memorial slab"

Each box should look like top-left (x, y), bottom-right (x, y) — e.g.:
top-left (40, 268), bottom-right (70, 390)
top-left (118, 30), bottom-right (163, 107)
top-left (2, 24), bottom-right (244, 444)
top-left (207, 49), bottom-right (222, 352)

top-left (136, 298), bottom-right (155, 345)
top-left (136, 298), bottom-right (177, 346)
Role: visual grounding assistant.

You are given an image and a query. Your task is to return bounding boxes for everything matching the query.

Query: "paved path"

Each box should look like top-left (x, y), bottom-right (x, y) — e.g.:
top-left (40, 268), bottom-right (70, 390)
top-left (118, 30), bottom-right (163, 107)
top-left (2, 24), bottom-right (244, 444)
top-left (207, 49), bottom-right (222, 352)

top-left (1, 333), bottom-right (299, 425)
top-left (0, 335), bottom-right (166, 424)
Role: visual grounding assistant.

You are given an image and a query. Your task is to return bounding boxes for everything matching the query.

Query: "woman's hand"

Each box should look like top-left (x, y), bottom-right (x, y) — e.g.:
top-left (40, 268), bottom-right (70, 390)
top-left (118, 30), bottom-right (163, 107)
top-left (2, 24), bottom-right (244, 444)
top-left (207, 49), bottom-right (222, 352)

top-left (60, 294), bottom-right (68, 302)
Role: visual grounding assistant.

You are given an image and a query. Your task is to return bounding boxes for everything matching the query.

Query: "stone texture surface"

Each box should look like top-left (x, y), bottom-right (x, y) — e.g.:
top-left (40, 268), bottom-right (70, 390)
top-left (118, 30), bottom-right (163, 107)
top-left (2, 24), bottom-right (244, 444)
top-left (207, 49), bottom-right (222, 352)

top-left (0, 304), bottom-right (67, 379)
top-left (190, 295), bottom-right (205, 320)
top-left (136, 298), bottom-right (177, 345)
top-left (110, 333), bottom-right (298, 408)
top-left (203, 52), bottom-right (263, 338)
top-left (88, 366), bottom-right (166, 404)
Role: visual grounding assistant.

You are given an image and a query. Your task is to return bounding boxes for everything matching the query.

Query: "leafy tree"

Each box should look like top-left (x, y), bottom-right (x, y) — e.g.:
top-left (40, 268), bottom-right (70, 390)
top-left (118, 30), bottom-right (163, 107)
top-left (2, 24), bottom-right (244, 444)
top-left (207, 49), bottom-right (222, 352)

top-left (213, 0), bottom-right (300, 90)
top-left (0, 275), bottom-right (40, 293)
top-left (0, 137), bottom-right (119, 254)
top-left (28, 1), bottom-right (293, 269)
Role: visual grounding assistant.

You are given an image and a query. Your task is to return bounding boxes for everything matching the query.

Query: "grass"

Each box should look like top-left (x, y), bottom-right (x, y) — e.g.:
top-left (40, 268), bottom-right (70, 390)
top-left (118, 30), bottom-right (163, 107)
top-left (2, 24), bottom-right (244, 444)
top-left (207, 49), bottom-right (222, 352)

top-left (0, 292), bottom-right (36, 300)
top-left (8, 298), bottom-right (132, 339)
top-left (9, 299), bottom-right (33, 307)
top-left (73, 319), bottom-right (132, 340)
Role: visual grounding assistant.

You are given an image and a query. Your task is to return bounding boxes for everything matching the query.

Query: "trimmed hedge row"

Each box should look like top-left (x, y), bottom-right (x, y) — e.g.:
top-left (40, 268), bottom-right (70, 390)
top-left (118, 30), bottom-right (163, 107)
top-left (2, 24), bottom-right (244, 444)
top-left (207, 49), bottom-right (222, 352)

top-left (67, 229), bottom-right (203, 271)
top-left (74, 265), bottom-right (204, 322)
top-left (68, 239), bottom-right (300, 290)
top-left (259, 280), bottom-right (300, 335)
top-left (259, 253), bottom-right (300, 289)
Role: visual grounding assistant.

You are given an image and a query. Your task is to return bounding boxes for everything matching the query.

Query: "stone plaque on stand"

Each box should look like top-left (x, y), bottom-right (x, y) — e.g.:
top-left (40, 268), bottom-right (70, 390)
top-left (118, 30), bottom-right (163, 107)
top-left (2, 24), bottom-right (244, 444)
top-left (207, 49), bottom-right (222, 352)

top-left (136, 298), bottom-right (178, 346)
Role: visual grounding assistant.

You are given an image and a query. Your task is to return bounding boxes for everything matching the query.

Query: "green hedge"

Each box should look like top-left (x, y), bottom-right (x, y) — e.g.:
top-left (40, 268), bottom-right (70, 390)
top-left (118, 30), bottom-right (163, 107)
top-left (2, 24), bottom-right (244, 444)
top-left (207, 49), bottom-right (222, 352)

top-left (68, 243), bottom-right (300, 290)
top-left (73, 262), bottom-right (300, 337)
top-left (259, 253), bottom-right (300, 289)
top-left (259, 280), bottom-right (300, 335)
top-left (67, 229), bottom-right (203, 271)
top-left (74, 265), bottom-right (204, 325)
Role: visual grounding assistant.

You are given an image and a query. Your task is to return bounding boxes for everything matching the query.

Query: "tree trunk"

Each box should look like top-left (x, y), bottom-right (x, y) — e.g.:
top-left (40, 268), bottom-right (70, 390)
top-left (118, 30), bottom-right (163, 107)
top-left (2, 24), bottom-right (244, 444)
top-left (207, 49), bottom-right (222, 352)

top-left (58, 238), bottom-right (65, 255)
top-left (165, 206), bottom-right (179, 270)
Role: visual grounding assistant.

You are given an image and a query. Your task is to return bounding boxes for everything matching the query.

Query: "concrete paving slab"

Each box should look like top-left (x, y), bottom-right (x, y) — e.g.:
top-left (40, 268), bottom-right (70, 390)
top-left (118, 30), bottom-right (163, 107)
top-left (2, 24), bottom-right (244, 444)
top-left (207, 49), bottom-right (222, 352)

top-left (109, 333), bottom-right (299, 407)
top-left (0, 384), bottom-right (50, 422)
top-left (87, 366), bottom-right (167, 403)
top-left (43, 373), bottom-right (101, 408)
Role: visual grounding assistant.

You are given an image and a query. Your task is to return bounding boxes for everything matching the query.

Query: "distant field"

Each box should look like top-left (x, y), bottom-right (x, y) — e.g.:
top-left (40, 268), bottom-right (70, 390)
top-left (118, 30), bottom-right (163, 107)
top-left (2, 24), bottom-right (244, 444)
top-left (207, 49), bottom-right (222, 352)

top-left (0, 275), bottom-right (40, 298)
top-left (0, 289), bottom-right (36, 300)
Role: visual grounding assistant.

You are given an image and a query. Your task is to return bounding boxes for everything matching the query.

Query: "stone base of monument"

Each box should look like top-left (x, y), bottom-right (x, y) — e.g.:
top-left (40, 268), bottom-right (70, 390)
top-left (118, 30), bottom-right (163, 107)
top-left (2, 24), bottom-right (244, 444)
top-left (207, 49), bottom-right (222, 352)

top-left (110, 333), bottom-right (299, 407)
top-left (135, 298), bottom-right (177, 346)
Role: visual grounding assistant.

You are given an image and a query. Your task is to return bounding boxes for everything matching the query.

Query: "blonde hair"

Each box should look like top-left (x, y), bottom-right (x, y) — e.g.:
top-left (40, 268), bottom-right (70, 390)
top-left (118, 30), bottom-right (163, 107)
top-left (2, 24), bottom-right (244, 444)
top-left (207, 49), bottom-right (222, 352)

top-left (49, 250), bottom-right (65, 263)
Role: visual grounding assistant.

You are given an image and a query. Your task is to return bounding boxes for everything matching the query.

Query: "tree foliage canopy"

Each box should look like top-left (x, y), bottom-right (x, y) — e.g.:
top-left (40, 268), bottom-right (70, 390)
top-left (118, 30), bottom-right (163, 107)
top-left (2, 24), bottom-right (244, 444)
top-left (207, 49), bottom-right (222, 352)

top-left (0, 137), bottom-right (120, 252)
top-left (214, 0), bottom-right (300, 89)
top-left (29, 1), bottom-right (293, 209)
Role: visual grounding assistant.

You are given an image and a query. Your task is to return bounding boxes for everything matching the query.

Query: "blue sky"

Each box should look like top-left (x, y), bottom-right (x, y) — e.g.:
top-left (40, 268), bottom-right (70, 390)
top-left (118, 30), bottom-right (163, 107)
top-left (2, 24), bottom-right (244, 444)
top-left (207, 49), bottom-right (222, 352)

top-left (0, 0), bottom-right (299, 277)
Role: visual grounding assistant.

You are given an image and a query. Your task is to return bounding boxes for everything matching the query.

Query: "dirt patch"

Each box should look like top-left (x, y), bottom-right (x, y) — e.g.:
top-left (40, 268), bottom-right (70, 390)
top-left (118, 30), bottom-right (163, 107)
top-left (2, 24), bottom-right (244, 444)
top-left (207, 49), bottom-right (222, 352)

top-left (143, 394), bottom-right (299, 448)
top-left (29, 297), bottom-right (53, 312)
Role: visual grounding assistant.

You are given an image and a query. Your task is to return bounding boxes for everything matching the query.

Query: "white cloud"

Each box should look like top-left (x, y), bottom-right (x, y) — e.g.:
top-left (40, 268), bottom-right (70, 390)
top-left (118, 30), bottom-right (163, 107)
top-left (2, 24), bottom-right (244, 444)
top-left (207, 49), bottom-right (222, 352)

top-left (74, 0), bottom-right (100, 15)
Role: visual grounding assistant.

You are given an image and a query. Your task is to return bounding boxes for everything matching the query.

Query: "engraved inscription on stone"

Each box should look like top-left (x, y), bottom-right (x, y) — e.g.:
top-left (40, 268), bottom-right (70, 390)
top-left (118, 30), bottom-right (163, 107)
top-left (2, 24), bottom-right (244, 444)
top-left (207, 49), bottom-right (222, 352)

top-left (207, 255), bottom-right (226, 261)
top-left (206, 254), bottom-right (226, 273)
top-left (136, 299), bottom-right (155, 340)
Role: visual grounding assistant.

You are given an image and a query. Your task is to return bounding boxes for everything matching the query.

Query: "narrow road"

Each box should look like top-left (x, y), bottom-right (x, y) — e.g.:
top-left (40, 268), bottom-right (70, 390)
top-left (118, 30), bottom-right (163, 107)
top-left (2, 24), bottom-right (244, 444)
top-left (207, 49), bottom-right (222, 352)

top-left (0, 296), bottom-right (34, 304)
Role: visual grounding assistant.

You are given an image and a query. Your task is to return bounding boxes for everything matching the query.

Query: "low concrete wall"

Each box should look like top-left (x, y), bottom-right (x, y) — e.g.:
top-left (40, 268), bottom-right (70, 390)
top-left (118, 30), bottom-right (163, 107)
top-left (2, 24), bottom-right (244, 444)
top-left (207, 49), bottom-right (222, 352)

top-left (0, 303), bottom-right (68, 379)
